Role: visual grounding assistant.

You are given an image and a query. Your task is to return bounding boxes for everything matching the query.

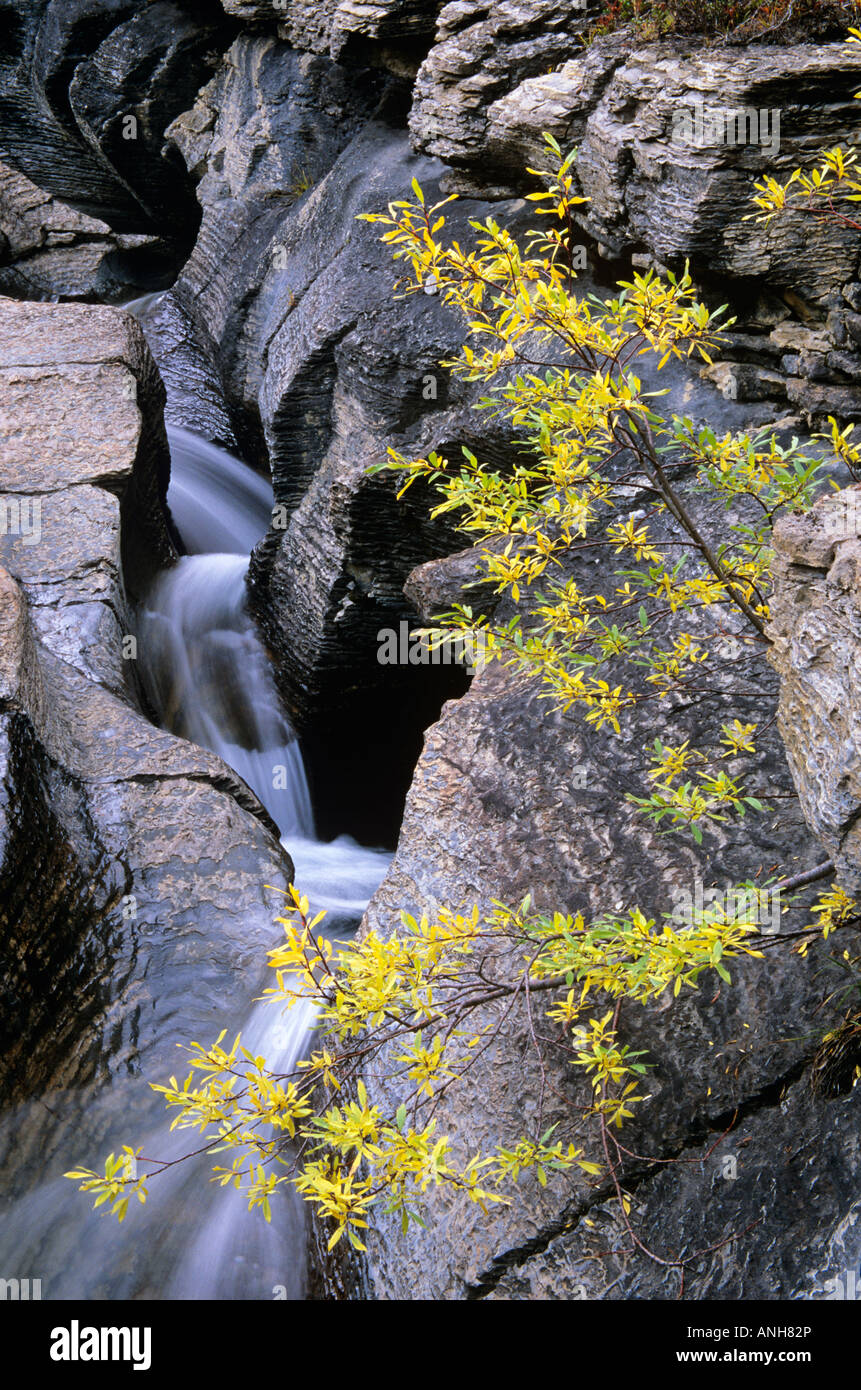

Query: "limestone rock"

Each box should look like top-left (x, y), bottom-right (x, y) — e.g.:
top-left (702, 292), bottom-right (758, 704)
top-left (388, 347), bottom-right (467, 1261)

top-left (574, 43), bottom-right (861, 300)
top-left (129, 289), bottom-right (241, 451)
top-left (0, 160), bottom-right (159, 302)
top-left (163, 36), bottom-right (390, 449)
top-left (785, 377), bottom-right (861, 421)
top-left (700, 360), bottom-right (787, 402)
top-left (307, 457), bottom-right (861, 1297)
top-left (243, 124), bottom-right (532, 842)
top-left (769, 487), bottom-right (861, 894)
top-left (166, 44), bottom-right (517, 841)
top-left (0, 297), bottom-right (294, 1116)
top-left (221, 0), bottom-right (338, 50)
top-left (403, 545), bottom-right (499, 622)
top-left (315, 626), bottom-right (850, 1296)
top-left (412, 27), bottom-right (861, 302)
top-left (0, 297), bottom-right (176, 602)
top-left (409, 0), bottom-right (598, 175)
top-left (220, 0), bottom-right (443, 70)
top-left (0, 0), bottom-right (232, 267)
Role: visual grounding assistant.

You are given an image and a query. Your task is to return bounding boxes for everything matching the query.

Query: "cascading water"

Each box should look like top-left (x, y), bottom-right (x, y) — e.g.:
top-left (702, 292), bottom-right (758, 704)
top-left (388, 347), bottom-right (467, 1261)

top-left (141, 426), bottom-right (391, 924)
top-left (0, 425), bottom-right (391, 1299)
top-left (138, 425), bottom-right (392, 1296)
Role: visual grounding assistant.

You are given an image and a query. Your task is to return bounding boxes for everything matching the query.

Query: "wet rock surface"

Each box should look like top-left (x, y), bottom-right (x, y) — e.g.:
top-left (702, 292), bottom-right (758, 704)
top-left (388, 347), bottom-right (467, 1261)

top-left (158, 22), bottom-right (861, 855)
top-left (165, 43), bottom-right (523, 841)
top-left (0, 0), bottom-right (860, 1303)
top-left (410, 16), bottom-right (861, 419)
top-left (0, 298), bottom-right (292, 1120)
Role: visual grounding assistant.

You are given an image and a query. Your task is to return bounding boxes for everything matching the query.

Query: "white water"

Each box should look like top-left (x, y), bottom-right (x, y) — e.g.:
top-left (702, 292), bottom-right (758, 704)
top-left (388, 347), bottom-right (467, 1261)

top-left (0, 426), bottom-right (390, 1299)
top-left (163, 426), bottom-right (274, 557)
top-left (138, 426), bottom-right (391, 1296)
top-left (142, 425), bottom-right (392, 925)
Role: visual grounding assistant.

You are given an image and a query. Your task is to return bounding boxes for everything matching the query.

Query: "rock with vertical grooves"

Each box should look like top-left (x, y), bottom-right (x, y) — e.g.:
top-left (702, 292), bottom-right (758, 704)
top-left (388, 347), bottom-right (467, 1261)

top-left (0, 0), bottom-right (231, 266)
top-left (165, 46), bottom-right (521, 841)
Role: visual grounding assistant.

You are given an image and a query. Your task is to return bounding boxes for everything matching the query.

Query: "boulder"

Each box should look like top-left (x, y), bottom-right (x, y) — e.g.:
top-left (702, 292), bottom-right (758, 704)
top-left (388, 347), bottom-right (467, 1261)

top-left (310, 474), bottom-right (861, 1299)
top-left (0, 296), bottom-right (293, 1125)
top-left (0, 297), bottom-right (176, 602)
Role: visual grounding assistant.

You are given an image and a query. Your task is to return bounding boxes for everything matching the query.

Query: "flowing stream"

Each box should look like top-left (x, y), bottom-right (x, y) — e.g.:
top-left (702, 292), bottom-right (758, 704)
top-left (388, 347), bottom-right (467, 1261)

top-left (141, 426), bottom-right (390, 925)
top-left (0, 425), bottom-right (390, 1299)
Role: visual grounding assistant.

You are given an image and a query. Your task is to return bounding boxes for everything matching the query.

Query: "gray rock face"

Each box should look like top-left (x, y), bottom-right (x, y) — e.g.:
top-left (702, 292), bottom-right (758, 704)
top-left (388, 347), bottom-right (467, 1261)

top-left (412, 24), bottom-right (861, 304)
top-left (163, 36), bottom-right (390, 460)
top-left (769, 489), bottom-right (861, 895)
top-left (0, 298), bottom-right (292, 1121)
top-left (409, 0), bottom-right (598, 175)
top-left (131, 289), bottom-right (241, 451)
top-left (0, 160), bottom-right (159, 302)
top-left (244, 123), bottom-right (532, 842)
top-left (162, 22), bottom-right (861, 854)
top-left (220, 0), bottom-right (338, 49)
top-left (164, 41), bottom-right (525, 840)
top-left (0, 297), bottom-right (176, 601)
top-left (309, 470), bottom-right (861, 1298)
top-left (573, 43), bottom-right (861, 301)
top-left (219, 0), bottom-right (442, 71)
top-left (0, 0), bottom-right (232, 265)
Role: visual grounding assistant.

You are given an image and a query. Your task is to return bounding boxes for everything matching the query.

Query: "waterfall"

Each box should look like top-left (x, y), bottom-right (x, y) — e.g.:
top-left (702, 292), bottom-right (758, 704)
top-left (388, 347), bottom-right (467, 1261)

top-left (137, 425), bottom-right (391, 1295)
top-left (143, 425), bottom-right (392, 924)
top-left (0, 426), bottom-right (390, 1299)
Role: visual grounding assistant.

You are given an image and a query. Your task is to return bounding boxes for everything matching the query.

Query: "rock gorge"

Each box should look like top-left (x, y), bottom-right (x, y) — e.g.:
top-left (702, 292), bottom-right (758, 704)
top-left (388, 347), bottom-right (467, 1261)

top-left (1, 0), bottom-right (861, 1303)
